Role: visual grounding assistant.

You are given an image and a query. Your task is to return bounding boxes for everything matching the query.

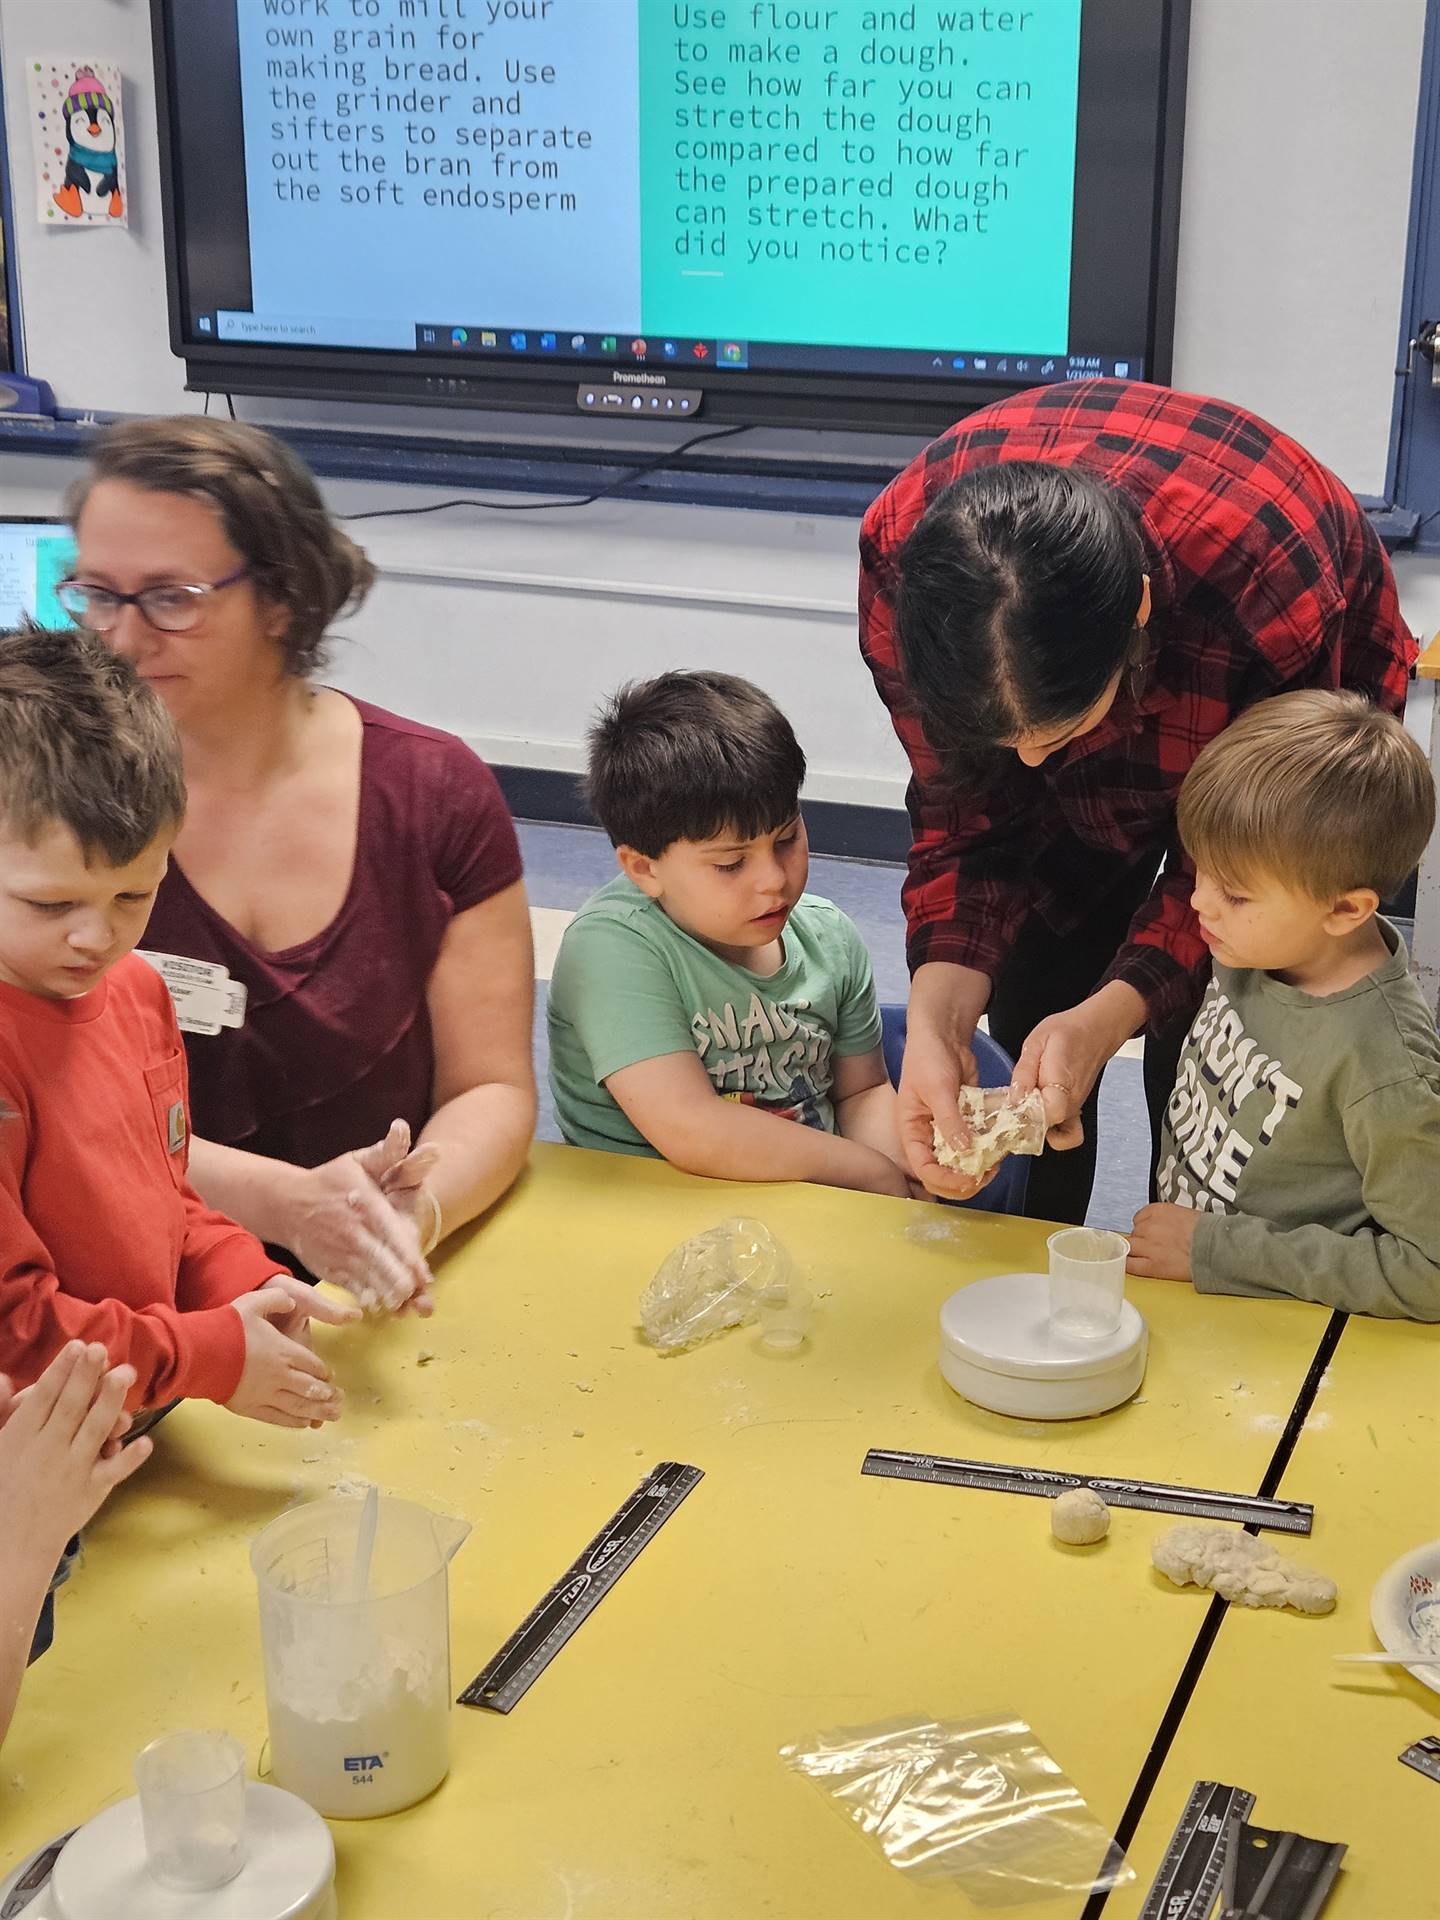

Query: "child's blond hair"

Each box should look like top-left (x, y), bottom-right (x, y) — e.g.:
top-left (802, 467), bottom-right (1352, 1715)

top-left (1178, 690), bottom-right (1435, 901)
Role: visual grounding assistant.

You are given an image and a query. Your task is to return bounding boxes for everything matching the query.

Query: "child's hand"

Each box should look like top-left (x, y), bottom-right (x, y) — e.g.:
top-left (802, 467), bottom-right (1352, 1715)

top-left (225, 1285), bottom-right (350, 1429)
top-left (1127, 1203), bottom-right (1199, 1280)
top-left (0, 1343), bottom-right (152, 1565)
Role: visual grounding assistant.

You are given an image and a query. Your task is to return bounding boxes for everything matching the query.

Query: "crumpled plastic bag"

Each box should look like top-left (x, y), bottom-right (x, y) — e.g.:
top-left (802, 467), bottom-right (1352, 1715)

top-left (640, 1217), bottom-right (790, 1352)
top-left (781, 1712), bottom-right (1132, 1905)
top-left (933, 1086), bottom-right (1048, 1182)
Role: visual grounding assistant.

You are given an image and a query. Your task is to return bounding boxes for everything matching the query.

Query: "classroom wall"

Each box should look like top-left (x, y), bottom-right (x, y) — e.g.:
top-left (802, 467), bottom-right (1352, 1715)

top-left (0, 0), bottom-right (1432, 810)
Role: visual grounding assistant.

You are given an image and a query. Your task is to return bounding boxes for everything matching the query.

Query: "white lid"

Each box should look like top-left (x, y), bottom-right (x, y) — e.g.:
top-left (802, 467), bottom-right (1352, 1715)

top-left (54, 1784), bottom-right (334, 1920)
top-left (939, 1273), bottom-right (1147, 1382)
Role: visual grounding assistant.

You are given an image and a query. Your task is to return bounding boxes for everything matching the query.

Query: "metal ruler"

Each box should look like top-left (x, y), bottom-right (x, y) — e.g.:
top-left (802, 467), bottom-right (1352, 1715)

top-left (1140, 1780), bottom-right (1255, 1920)
top-left (1220, 1817), bottom-right (1345, 1919)
top-left (459, 1462), bottom-right (703, 1713)
top-left (862, 1448), bottom-right (1314, 1534)
top-left (1399, 1734), bottom-right (1440, 1785)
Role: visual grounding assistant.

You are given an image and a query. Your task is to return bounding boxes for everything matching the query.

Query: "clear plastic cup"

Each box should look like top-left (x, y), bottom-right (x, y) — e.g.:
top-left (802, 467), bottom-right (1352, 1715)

top-left (758, 1279), bottom-right (814, 1350)
top-left (134, 1730), bottom-right (247, 1890)
top-left (1047, 1227), bottom-right (1129, 1339)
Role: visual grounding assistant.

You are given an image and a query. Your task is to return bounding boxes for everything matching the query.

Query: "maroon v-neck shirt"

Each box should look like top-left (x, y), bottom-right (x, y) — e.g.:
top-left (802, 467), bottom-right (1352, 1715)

top-left (143, 698), bottom-right (522, 1169)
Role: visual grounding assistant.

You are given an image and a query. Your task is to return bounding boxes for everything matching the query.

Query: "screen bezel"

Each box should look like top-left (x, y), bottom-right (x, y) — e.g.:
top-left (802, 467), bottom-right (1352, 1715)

top-left (150, 0), bottom-right (1189, 437)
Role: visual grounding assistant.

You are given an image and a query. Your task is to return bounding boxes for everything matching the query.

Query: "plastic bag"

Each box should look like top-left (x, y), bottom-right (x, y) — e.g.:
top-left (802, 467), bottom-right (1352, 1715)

top-left (781, 1712), bottom-right (1132, 1905)
top-left (933, 1087), bottom-right (1048, 1182)
top-left (639, 1217), bottom-right (789, 1353)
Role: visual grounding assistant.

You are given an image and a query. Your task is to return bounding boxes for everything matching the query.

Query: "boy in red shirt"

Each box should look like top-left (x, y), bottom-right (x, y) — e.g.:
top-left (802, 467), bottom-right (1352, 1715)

top-left (0, 627), bottom-right (356, 1422)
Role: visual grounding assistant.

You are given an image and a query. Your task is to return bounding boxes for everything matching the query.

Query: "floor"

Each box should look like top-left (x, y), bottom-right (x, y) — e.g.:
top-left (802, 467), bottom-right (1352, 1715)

top-left (518, 818), bottom-right (1154, 1231)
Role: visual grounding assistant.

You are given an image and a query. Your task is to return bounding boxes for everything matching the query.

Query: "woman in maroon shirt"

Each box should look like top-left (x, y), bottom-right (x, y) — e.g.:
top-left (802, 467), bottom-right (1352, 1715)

top-left (61, 419), bottom-right (536, 1306)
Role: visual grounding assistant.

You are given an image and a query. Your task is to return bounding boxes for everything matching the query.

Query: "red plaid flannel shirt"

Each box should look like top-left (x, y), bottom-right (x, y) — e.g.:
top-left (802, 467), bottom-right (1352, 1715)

top-left (859, 380), bottom-right (1416, 1030)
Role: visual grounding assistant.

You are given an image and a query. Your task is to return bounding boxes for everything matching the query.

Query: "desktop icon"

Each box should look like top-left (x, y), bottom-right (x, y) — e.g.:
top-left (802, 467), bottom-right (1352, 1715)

top-left (631, 338), bottom-right (648, 356)
top-left (1016, 359), bottom-right (1031, 373)
top-left (996, 359), bottom-right (1008, 373)
top-left (510, 331), bottom-right (528, 350)
top-left (692, 341), bottom-right (709, 360)
top-left (1040, 359), bottom-right (1056, 375)
top-left (601, 335), bottom-right (618, 352)
top-left (451, 328), bottom-right (468, 345)
top-left (721, 341), bottom-right (744, 364)
top-left (480, 330), bottom-right (497, 347)
top-left (974, 357), bottom-right (988, 370)
top-left (198, 315), bottom-right (214, 334)
top-left (540, 332), bottom-right (557, 350)
top-left (570, 333), bottom-right (586, 349)
top-left (662, 340), bottom-right (678, 358)
top-left (1114, 360), bottom-right (1130, 378)
top-left (951, 355), bottom-right (966, 370)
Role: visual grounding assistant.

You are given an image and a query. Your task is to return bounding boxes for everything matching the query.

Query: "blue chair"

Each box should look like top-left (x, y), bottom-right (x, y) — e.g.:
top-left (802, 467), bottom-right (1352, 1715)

top-left (880, 1004), bottom-right (1032, 1216)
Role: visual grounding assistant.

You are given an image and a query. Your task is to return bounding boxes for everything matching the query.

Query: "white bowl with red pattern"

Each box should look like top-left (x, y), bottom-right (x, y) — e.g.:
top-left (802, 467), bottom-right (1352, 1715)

top-left (1371, 1539), bottom-right (1440, 1697)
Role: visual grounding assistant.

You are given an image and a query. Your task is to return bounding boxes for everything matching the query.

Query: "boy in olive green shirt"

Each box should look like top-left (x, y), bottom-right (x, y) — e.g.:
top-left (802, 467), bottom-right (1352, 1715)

top-left (549, 672), bottom-right (912, 1199)
top-left (1129, 691), bottom-right (1440, 1320)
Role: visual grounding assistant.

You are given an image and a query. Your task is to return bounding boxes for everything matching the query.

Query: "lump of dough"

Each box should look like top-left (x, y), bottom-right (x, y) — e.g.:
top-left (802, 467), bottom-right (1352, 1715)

top-left (932, 1086), bottom-right (1047, 1181)
top-left (1051, 1486), bottom-right (1110, 1545)
top-left (1151, 1524), bottom-right (1336, 1614)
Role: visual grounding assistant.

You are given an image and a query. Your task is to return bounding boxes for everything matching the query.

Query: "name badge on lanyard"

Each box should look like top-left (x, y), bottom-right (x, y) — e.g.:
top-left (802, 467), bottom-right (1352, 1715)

top-left (136, 950), bottom-right (248, 1036)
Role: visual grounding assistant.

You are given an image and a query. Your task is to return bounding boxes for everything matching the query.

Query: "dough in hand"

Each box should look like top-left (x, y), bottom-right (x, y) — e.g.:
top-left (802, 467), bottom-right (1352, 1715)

top-left (1151, 1523), bottom-right (1337, 1614)
top-left (932, 1086), bottom-right (1047, 1181)
top-left (1051, 1486), bottom-right (1111, 1545)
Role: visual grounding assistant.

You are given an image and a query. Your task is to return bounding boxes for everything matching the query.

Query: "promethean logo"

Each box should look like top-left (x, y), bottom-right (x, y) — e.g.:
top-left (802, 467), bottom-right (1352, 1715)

top-left (611, 372), bottom-right (667, 386)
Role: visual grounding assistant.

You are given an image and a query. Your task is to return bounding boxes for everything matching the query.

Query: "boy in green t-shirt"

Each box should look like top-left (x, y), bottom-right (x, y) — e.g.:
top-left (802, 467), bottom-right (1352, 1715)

top-left (1128, 690), bottom-right (1440, 1319)
top-left (548, 672), bottom-right (913, 1198)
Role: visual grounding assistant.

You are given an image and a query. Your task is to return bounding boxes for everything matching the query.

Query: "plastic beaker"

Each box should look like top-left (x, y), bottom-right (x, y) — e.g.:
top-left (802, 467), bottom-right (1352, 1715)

top-left (134, 1729), bottom-right (247, 1890)
top-left (1047, 1227), bottom-right (1129, 1338)
top-left (758, 1280), bottom-right (814, 1350)
top-left (250, 1493), bottom-right (470, 1819)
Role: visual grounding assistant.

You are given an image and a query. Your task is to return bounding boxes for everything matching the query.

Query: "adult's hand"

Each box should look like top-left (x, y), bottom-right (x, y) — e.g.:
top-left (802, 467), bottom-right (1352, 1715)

top-left (1010, 981), bottom-right (1147, 1151)
top-left (897, 962), bottom-right (997, 1200)
top-left (280, 1121), bottom-right (437, 1316)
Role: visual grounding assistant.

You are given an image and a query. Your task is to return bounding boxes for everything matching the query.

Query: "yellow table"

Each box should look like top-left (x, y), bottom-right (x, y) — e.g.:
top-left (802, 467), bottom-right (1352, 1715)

top-left (1108, 1314), bottom-right (1440, 1919)
top-left (5, 1146), bottom-right (1338, 1919)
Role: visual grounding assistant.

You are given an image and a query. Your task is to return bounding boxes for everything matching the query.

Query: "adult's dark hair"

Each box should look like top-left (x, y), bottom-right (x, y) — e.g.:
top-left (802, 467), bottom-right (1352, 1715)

top-left (0, 625), bottom-right (185, 864)
top-left (585, 670), bottom-right (806, 856)
top-left (68, 416), bottom-right (375, 677)
top-left (895, 461), bottom-right (1147, 778)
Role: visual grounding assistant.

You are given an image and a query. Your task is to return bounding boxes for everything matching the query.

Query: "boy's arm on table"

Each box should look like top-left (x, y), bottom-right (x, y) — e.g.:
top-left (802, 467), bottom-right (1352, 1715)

top-left (0, 1160), bottom-right (250, 1410)
top-left (605, 1050), bottom-right (912, 1197)
top-left (832, 1046), bottom-right (908, 1173)
top-left (1190, 1078), bottom-right (1440, 1320)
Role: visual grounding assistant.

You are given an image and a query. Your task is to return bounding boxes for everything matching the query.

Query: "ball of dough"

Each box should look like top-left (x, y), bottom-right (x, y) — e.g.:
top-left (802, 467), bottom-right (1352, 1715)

top-left (1051, 1486), bottom-right (1111, 1545)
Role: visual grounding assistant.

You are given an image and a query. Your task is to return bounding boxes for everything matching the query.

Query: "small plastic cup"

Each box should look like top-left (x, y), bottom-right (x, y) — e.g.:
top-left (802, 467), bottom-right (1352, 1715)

top-left (1047, 1227), bottom-right (1129, 1339)
top-left (758, 1280), bottom-right (814, 1351)
top-left (135, 1730), bottom-right (247, 1891)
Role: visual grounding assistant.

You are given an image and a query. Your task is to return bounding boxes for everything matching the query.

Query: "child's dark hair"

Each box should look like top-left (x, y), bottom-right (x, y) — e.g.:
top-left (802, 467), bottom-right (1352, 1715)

top-left (585, 671), bottom-right (806, 856)
top-left (0, 626), bottom-right (185, 864)
top-left (896, 460), bottom-right (1147, 780)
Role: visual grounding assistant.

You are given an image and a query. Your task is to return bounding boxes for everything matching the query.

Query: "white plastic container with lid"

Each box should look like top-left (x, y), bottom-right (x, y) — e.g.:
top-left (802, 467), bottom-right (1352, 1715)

top-left (939, 1272), bottom-right (1148, 1419)
top-left (39, 1784), bottom-right (335, 1920)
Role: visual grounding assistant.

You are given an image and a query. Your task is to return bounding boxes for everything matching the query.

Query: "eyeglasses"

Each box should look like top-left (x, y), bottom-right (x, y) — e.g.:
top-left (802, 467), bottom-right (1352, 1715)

top-left (56, 564), bottom-right (251, 635)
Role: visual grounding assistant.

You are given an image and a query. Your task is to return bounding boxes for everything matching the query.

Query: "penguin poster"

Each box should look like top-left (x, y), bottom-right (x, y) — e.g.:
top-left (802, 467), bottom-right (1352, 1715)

top-left (26, 58), bottom-right (128, 229)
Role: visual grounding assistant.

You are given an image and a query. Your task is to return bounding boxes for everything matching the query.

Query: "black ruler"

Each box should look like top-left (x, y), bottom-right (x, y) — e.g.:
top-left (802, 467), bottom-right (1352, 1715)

top-left (459, 1461), bottom-right (703, 1713)
top-left (862, 1448), bottom-right (1314, 1534)
top-left (1400, 1734), bottom-right (1440, 1785)
top-left (1140, 1780), bottom-right (1256, 1920)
